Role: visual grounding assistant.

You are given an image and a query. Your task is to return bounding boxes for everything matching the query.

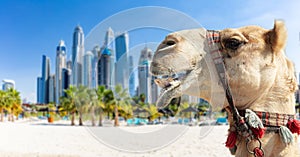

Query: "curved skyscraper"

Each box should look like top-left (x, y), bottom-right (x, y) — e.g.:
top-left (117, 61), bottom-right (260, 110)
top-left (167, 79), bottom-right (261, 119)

top-left (72, 25), bottom-right (85, 86)
top-left (55, 40), bottom-right (66, 104)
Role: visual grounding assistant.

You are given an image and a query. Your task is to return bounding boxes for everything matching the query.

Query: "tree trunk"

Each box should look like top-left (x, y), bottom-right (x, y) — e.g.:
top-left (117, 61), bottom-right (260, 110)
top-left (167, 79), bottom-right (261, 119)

top-left (8, 113), bottom-right (11, 121)
top-left (71, 112), bottom-right (75, 126)
top-left (0, 108), bottom-right (3, 122)
top-left (91, 110), bottom-right (95, 127)
top-left (79, 112), bottom-right (83, 126)
top-left (98, 111), bottom-right (103, 126)
top-left (11, 108), bottom-right (14, 122)
top-left (114, 105), bottom-right (119, 127)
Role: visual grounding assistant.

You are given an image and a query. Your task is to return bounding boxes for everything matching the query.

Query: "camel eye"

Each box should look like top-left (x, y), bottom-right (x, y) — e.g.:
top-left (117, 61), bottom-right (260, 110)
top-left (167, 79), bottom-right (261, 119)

top-left (166, 40), bottom-right (176, 46)
top-left (224, 38), bottom-right (243, 50)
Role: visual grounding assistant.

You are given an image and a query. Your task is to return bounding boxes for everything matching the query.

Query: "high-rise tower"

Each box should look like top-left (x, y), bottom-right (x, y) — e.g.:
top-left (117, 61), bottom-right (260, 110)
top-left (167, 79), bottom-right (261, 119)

top-left (104, 28), bottom-right (115, 88)
top-left (72, 25), bottom-right (85, 86)
top-left (36, 55), bottom-right (50, 104)
top-left (128, 56), bottom-right (136, 97)
top-left (62, 68), bottom-right (71, 97)
top-left (115, 32), bottom-right (129, 89)
top-left (105, 27), bottom-right (115, 58)
top-left (55, 40), bottom-right (66, 105)
top-left (83, 51), bottom-right (94, 88)
top-left (92, 45), bottom-right (100, 88)
top-left (41, 55), bottom-right (50, 103)
top-left (138, 47), bottom-right (158, 103)
top-left (37, 77), bottom-right (43, 103)
top-left (2, 79), bottom-right (15, 91)
top-left (98, 48), bottom-right (111, 88)
top-left (48, 75), bottom-right (55, 103)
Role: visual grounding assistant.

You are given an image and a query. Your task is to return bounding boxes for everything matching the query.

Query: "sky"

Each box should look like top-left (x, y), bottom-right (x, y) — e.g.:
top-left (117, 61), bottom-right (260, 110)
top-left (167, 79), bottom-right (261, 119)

top-left (0, 0), bottom-right (300, 103)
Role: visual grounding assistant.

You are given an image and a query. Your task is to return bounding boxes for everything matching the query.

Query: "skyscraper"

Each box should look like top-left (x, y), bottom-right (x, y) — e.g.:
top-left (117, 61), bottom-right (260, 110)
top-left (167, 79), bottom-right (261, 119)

top-left (62, 68), bottom-right (71, 96)
top-left (37, 77), bottom-right (43, 104)
top-left (55, 40), bottom-right (67, 104)
top-left (115, 32), bottom-right (129, 89)
top-left (72, 25), bottom-right (85, 86)
top-left (115, 32), bottom-right (129, 61)
top-left (138, 47), bottom-right (158, 103)
top-left (36, 55), bottom-right (50, 104)
top-left (98, 48), bottom-right (111, 88)
top-left (92, 45), bottom-right (100, 88)
top-left (83, 51), bottom-right (94, 88)
top-left (41, 55), bottom-right (50, 103)
top-left (2, 79), bottom-right (15, 91)
top-left (104, 28), bottom-right (115, 88)
top-left (128, 56), bottom-right (136, 97)
top-left (66, 60), bottom-right (72, 70)
top-left (48, 75), bottom-right (55, 103)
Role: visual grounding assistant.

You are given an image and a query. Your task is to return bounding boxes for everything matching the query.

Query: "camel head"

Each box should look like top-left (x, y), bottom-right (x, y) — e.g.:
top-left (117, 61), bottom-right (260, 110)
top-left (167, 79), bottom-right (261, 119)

top-left (151, 21), bottom-right (297, 114)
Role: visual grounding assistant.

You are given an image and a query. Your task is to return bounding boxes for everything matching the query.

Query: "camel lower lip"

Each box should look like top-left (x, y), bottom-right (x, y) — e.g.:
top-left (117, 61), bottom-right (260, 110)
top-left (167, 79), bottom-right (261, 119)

top-left (156, 81), bottom-right (182, 109)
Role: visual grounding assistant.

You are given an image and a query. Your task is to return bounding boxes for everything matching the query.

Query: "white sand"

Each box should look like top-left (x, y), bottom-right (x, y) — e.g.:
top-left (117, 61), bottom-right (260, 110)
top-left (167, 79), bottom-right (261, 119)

top-left (0, 119), bottom-right (299, 157)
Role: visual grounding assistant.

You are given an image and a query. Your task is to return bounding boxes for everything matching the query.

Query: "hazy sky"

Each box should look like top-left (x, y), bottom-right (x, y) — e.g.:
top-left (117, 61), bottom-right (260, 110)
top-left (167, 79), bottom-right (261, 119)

top-left (1, 0), bottom-right (300, 102)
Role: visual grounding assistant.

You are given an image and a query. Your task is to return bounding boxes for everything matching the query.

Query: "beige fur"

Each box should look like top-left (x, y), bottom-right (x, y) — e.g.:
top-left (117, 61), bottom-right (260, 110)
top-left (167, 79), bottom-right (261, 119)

top-left (151, 21), bottom-right (299, 157)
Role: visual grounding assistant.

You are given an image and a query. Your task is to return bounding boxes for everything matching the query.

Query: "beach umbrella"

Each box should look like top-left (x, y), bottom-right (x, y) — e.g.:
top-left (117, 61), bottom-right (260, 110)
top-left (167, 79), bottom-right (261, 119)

top-left (133, 107), bottom-right (149, 118)
top-left (180, 106), bottom-right (198, 113)
top-left (180, 106), bottom-right (198, 121)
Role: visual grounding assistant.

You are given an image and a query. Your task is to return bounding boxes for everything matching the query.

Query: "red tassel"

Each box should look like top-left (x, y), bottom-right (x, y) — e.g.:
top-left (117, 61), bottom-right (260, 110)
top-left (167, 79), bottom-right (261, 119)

top-left (251, 127), bottom-right (266, 138)
top-left (253, 147), bottom-right (264, 157)
top-left (287, 119), bottom-right (300, 135)
top-left (225, 131), bottom-right (237, 148)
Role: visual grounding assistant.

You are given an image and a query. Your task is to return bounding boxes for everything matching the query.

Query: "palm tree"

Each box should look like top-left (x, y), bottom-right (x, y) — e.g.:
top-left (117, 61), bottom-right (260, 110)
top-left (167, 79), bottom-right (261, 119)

top-left (113, 84), bottom-right (131, 127)
top-left (119, 103), bottom-right (133, 121)
top-left (178, 102), bottom-right (190, 118)
top-left (7, 88), bottom-right (21, 122)
top-left (103, 89), bottom-right (115, 120)
top-left (0, 90), bottom-right (7, 122)
top-left (74, 85), bottom-right (90, 126)
top-left (64, 86), bottom-right (77, 125)
top-left (146, 104), bottom-right (163, 123)
top-left (87, 88), bottom-right (98, 126)
top-left (96, 85), bottom-right (106, 126)
top-left (132, 94), bottom-right (147, 108)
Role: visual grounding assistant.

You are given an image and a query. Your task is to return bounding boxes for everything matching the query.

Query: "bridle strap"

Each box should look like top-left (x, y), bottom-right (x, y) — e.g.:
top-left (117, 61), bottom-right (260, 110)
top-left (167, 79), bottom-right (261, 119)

top-left (206, 30), bottom-right (245, 129)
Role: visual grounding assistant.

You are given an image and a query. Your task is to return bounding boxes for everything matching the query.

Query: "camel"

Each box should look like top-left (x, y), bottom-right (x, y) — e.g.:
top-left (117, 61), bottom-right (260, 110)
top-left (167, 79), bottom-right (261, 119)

top-left (150, 21), bottom-right (300, 157)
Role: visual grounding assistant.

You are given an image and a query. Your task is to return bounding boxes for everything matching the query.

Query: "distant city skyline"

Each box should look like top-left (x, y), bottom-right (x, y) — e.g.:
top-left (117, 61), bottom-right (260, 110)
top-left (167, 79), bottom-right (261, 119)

top-left (36, 25), bottom-right (160, 105)
top-left (1, 1), bottom-right (300, 102)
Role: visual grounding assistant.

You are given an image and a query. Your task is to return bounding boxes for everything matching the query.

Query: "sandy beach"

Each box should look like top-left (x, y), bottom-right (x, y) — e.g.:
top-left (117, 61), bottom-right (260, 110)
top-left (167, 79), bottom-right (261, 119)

top-left (0, 119), bottom-right (299, 157)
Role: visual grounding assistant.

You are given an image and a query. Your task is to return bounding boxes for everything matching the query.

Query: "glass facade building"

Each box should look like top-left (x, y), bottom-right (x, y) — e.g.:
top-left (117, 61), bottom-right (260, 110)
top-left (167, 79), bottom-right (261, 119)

top-left (138, 47), bottom-right (158, 103)
top-left (83, 51), bottom-right (94, 88)
top-left (115, 32), bottom-right (129, 89)
top-left (72, 25), bottom-right (85, 87)
top-left (55, 40), bottom-right (67, 104)
top-left (98, 48), bottom-right (111, 89)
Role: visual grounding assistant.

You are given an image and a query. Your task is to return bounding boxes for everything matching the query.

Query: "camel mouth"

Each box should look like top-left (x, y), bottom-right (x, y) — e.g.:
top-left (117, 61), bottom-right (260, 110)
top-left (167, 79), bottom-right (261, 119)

top-left (154, 70), bottom-right (192, 109)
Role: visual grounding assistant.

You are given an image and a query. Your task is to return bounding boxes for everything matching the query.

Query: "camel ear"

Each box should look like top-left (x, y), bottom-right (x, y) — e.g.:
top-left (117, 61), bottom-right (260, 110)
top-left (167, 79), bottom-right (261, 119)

top-left (267, 20), bottom-right (287, 53)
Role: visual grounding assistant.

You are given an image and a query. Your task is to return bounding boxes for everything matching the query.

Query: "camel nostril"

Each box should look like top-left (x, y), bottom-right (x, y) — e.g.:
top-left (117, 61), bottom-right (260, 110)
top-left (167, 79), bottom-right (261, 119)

top-left (166, 40), bottom-right (176, 46)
